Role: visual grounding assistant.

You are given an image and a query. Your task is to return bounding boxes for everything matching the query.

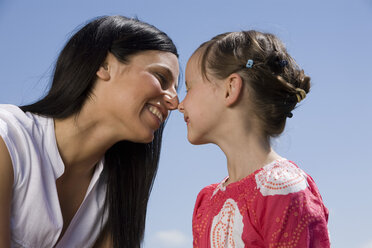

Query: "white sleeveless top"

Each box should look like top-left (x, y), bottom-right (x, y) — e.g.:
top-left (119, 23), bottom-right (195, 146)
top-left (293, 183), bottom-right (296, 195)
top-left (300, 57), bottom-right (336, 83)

top-left (0, 104), bottom-right (107, 248)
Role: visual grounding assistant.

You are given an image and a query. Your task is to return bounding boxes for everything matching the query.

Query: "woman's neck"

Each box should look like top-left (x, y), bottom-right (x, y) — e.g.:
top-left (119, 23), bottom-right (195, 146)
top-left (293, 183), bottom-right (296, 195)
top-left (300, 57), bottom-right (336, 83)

top-left (54, 109), bottom-right (119, 177)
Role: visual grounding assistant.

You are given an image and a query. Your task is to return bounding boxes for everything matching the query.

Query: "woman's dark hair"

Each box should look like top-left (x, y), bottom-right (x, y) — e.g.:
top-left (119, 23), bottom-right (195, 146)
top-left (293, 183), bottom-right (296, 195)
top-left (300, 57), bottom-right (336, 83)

top-left (21, 15), bottom-right (178, 248)
top-left (196, 30), bottom-right (310, 139)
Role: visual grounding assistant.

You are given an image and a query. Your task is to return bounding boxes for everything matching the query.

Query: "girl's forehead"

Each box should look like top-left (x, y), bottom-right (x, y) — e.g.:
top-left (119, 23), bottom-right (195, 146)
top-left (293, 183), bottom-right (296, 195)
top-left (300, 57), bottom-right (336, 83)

top-left (185, 54), bottom-right (203, 78)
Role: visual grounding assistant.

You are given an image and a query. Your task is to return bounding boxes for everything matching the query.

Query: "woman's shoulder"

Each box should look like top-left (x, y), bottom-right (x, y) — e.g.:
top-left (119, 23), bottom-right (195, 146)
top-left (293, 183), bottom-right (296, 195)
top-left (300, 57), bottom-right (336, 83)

top-left (0, 104), bottom-right (31, 145)
top-left (0, 104), bottom-right (23, 117)
top-left (0, 104), bottom-right (53, 183)
top-left (0, 104), bottom-right (24, 115)
top-left (0, 104), bottom-right (33, 127)
top-left (0, 104), bottom-right (50, 134)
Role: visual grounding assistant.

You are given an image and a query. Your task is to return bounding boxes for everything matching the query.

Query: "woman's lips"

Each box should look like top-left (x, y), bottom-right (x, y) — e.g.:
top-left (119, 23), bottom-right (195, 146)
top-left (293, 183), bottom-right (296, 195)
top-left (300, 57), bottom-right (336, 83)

top-left (147, 105), bottom-right (164, 123)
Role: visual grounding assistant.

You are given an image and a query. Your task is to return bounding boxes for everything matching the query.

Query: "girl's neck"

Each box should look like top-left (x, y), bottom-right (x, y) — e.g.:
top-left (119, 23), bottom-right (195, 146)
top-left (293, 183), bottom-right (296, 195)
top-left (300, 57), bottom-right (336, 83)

top-left (217, 127), bottom-right (282, 186)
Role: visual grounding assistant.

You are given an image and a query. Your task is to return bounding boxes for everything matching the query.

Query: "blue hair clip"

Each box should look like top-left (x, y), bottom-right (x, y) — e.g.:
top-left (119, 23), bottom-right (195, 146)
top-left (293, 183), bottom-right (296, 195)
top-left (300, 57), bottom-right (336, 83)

top-left (279, 60), bottom-right (288, 67)
top-left (246, 59), bottom-right (254, 68)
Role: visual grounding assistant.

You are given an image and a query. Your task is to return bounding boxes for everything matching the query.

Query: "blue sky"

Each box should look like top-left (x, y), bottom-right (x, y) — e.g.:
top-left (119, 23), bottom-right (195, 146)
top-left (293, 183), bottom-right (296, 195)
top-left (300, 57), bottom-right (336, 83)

top-left (1, 0), bottom-right (371, 247)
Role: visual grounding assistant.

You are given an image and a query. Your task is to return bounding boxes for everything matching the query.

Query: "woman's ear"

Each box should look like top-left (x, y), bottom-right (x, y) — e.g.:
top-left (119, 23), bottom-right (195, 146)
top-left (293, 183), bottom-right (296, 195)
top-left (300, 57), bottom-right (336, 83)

top-left (224, 73), bottom-right (243, 107)
top-left (96, 62), bottom-right (111, 81)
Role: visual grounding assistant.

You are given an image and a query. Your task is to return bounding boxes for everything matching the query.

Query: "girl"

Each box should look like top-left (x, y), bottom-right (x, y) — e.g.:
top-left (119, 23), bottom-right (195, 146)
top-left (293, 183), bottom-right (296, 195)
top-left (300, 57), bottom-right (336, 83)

top-left (178, 31), bottom-right (330, 247)
top-left (0, 16), bottom-right (179, 248)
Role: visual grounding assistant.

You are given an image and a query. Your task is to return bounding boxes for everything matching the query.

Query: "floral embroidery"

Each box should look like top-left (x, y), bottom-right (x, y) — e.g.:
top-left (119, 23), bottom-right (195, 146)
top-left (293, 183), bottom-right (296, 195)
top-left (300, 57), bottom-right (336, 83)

top-left (192, 159), bottom-right (330, 248)
top-left (210, 199), bottom-right (244, 248)
top-left (255, 159), bottom-right (308, 196)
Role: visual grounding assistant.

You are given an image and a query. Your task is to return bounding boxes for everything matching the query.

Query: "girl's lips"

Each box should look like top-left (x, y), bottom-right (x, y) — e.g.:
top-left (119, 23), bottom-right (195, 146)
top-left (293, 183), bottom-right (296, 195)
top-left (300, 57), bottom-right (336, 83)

top-left (184, 116), bottom-right (190, 125)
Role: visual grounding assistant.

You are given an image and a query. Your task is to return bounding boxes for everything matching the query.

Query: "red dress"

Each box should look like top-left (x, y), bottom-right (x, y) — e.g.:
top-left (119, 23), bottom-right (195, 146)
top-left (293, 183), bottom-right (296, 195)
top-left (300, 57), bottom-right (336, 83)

top-left (192, 159), bottom-right (330, 248)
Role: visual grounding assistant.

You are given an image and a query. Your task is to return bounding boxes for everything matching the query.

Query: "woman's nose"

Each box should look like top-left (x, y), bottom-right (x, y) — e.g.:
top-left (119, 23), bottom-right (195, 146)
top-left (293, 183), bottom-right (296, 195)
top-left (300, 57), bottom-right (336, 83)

top-left (164, 93), bottom-right (179, 110)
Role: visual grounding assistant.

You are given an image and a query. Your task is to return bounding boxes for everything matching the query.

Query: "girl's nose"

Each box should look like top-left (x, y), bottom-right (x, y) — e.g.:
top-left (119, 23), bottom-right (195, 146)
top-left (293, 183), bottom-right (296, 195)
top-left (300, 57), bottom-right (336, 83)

top-left (178, 101), bottom-right (184, 113)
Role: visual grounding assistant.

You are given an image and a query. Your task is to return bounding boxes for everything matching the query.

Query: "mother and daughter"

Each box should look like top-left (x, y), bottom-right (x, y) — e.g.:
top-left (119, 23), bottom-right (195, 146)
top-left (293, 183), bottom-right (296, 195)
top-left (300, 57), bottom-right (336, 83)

top-left (0, 15), bottom-right (330, 247)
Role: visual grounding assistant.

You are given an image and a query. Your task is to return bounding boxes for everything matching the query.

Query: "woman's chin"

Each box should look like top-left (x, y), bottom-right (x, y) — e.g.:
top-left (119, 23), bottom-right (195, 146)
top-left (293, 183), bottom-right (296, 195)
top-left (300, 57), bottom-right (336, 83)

top-left (135, 134), bottom-right (155, 144)
top-left (139, 130), bottom-right (156, 143)
top-left (122, 129), bottom-right (155, 144)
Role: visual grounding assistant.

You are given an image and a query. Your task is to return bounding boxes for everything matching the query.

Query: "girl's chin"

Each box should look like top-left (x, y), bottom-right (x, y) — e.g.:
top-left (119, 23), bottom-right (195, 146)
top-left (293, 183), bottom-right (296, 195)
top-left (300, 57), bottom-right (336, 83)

top-left (187, 135), bottom-right (208, 145)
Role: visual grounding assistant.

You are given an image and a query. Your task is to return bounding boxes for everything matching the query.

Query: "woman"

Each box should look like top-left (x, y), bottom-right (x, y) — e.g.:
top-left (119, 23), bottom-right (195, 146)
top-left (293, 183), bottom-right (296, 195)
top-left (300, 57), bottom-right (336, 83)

top-left (0, 15), bottom-right (179, 248)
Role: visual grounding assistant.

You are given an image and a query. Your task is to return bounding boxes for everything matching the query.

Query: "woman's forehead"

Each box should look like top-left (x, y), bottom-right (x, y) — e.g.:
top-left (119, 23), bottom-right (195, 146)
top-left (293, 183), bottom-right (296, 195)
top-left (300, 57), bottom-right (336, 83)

top-left (131, 50), bottom-right (178, 65)
top-left (132, 51), bottom-right (178, 74)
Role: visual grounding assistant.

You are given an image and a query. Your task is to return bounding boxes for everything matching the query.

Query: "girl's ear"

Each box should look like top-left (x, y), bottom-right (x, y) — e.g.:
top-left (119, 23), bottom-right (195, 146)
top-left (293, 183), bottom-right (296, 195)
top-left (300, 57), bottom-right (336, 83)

top-left (224, 73), bottom-right (243, 107)
top-left (96, 62), bottom-right (111, 81)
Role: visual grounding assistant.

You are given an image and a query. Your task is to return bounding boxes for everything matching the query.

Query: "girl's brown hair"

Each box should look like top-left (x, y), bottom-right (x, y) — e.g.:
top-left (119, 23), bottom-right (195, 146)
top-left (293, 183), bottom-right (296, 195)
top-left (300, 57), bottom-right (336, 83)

top-left (197, 30), bottom-right (310, 138)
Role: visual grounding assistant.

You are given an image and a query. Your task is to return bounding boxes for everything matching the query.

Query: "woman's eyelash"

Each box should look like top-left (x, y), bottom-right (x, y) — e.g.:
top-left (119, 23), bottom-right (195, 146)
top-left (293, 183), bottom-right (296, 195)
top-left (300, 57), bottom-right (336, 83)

top-left (155, 73), bottom-right (168, 87)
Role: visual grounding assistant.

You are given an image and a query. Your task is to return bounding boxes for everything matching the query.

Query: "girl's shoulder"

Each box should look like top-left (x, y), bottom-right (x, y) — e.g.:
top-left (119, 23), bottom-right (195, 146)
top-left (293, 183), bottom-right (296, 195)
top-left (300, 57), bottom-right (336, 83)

top-left (254, 158), bottom-right (309, 197)
top-left (252, 159), bottom-right (328, 214)
top-left (194, 159), bottom-right (318, 205)
top-left (216, 158), bottom-right (325, 213)
top-left (252, 160), bottom-right (330, 247)
top-left (192, 183), bottom-right (218, 221)
top-left (195, 182), bottom-right (220, 203)
top-left (200, 159), bottom-right (310, 201)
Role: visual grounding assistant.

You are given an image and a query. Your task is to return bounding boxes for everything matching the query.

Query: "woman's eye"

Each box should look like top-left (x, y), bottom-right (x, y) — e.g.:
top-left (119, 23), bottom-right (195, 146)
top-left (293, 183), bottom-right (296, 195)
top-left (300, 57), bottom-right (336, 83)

top-left (155, 73), bottom-right (168, 89)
